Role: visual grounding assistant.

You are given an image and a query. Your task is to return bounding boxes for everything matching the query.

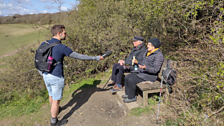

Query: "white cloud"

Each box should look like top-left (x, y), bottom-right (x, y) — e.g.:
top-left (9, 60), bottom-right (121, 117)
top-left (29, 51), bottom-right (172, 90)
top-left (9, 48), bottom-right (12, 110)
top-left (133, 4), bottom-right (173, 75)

top-left (7, 6), bottom-right (30, 16)
top-left (0, 1), bottom-right (32, 16)
top-left (0, 3), bottom-right (12, 10)
top-left (0, 0), bottom-right (70, 16)
top-left (61, 6), bottom-right (67, 11)
top-left (39, 0), bottom-right (55, 3)
top-left (70, 1), bottom-right (79, 7)
top-left (15, 0), bottom-right (31, 4)
top-left (42, 10), bottom-right (48, 13)
top-left (39, 0), bottom-right (66, 5)
top-left (41, 10), bottom-right (57, 14)
top-left (44, 4), bottom-right (57, 10)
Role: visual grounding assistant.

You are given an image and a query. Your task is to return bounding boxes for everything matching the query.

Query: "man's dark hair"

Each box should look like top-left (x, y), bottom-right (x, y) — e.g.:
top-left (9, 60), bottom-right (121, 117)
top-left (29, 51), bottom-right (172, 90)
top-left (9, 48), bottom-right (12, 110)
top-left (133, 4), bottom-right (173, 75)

top-left (51, 25), bottom-right (65, 36)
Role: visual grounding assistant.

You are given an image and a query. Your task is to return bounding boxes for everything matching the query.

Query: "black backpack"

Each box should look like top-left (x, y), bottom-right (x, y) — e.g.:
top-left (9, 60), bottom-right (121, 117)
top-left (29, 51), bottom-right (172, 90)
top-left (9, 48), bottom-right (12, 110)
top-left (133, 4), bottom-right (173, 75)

top-left (162, 59), bottom-right (177, 93)
top-left (34, 41), bottom-right (61, 73)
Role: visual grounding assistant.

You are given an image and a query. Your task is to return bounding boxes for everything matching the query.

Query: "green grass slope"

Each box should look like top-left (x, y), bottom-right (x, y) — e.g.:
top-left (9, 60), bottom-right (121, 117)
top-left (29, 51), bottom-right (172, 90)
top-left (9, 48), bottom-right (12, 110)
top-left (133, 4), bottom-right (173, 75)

top-left (0, 24), bottom-right (49, 57)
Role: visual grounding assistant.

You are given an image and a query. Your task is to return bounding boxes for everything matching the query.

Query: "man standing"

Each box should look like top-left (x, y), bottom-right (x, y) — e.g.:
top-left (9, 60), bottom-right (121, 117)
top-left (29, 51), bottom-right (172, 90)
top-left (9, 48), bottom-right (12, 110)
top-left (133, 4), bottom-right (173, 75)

top-left (109, 36), bottom-right (146, 93)
top-left (42, 25), bottom-right (103, 126)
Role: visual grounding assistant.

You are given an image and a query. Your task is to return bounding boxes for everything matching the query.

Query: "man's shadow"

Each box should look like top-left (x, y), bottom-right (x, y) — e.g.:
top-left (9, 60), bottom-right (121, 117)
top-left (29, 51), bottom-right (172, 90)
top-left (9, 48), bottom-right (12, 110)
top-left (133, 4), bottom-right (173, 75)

top-left (61, 80), bottom-right (109, 120)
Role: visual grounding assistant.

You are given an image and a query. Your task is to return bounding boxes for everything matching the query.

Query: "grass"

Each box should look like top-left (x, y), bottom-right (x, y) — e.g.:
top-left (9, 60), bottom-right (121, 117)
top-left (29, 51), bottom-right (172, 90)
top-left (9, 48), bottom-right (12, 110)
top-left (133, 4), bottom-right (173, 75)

top-left (0, 90), bottom-right (49, 119)
top-left (0, 71), bottom-right (109, 124)
top-left (164, 119), bottom-right (179, 126)
top-left (0, 24), bottom-right (49, 57)
top-left (0, 55), bottom-right (13, 71)
top-left (129, 95), bottom-right (162, 117)
top-left (148, 95), bottom-right (160, 106)
top-left (129, 107), bottom-right (155, 116)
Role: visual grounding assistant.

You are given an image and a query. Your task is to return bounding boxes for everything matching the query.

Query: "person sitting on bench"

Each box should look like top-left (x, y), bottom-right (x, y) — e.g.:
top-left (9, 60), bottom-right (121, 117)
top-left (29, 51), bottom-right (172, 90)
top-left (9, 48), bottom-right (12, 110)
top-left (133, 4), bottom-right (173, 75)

top-left (122, 38), bottom-right (164, 103)
top-left (109, 36), bottom-right (147, 93)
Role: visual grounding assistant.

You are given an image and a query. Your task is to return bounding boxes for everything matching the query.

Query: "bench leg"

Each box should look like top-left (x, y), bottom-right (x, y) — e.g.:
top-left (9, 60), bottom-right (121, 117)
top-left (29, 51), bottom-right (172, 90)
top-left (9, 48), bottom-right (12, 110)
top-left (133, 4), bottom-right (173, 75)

top-left (143, 91), bottom-right (148, 107)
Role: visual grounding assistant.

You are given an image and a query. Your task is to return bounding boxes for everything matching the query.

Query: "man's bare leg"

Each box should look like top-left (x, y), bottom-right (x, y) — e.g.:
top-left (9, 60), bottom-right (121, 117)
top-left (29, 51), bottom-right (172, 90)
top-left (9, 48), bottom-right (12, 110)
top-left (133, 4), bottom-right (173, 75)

top-left (51, 100), bottom-right (60, 118)
top-left (49, 96), bottom-right (53, 106)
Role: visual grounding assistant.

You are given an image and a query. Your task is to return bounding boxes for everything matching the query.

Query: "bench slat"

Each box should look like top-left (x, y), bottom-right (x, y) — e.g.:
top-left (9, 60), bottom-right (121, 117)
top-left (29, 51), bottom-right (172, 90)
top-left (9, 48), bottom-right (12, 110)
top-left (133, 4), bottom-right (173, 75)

top-left (137, 81), bottom-right (166, 91)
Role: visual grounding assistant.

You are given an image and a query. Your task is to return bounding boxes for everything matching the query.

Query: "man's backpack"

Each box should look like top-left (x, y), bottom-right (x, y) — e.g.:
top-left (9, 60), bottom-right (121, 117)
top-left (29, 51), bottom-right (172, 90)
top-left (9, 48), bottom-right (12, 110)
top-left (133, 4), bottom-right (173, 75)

top-left (162, 59), bottom-right (177, 93)
top-left (34, 41), bottom-right (61, 73)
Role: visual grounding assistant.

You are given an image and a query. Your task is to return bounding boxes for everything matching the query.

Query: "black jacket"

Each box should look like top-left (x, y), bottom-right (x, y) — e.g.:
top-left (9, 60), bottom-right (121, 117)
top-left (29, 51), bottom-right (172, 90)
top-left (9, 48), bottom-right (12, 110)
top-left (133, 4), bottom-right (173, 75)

top-left (134, 48), bottom-right (164, 82)
top-left (124, 44), bottom-right (147, 65)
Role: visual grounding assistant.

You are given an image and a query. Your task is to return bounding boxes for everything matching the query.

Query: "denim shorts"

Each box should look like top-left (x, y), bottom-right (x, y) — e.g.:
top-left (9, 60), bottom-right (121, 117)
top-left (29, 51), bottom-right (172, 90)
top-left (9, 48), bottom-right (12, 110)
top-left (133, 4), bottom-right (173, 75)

top-left (43, 73), bottom-right (65, 100)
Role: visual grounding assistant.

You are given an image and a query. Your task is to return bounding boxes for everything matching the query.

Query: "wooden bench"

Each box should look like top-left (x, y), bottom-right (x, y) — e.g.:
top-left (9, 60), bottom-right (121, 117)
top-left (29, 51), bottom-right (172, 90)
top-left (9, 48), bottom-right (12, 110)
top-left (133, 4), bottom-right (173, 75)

top-left (136, 60), bottom-right (173, 107)
top-left (123, 60), bottom-right (177, 107)
top-left (137, 60), bottom-right (169, 107)
top-left (124, 60), bottom-right (169, 107)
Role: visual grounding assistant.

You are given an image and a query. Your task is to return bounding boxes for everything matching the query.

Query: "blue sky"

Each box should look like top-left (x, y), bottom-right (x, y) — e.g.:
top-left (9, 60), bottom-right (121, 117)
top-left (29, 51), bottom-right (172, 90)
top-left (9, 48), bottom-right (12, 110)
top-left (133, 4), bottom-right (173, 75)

top-left (0, 0), bottom-right (78, 16)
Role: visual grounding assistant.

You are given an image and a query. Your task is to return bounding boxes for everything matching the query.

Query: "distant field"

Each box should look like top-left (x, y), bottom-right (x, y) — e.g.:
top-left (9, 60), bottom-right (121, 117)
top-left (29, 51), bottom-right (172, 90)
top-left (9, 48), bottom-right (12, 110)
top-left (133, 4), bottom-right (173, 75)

top-left (0, 24), bottom-right (49, 57)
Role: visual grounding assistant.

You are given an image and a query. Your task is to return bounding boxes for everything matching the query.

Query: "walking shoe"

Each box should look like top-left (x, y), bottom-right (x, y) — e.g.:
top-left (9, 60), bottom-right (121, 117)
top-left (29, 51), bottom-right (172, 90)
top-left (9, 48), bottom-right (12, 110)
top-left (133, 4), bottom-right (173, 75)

top-left (51, 119), bottom-right (67, 126)
top-left (122, 95), bottom-right (128, 99)
top-left (110, 85), bottom-right (123, 93)
top-left (123, 96), bottom-right (137, 103)
top-left (107, 83), bottom-right (115, 87)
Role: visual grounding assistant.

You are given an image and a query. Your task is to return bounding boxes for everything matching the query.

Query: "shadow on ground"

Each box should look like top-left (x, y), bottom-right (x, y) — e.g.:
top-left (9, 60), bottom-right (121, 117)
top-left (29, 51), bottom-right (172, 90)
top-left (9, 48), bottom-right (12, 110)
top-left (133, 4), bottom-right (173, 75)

top-left (61, 80), bottom-right (109, 120)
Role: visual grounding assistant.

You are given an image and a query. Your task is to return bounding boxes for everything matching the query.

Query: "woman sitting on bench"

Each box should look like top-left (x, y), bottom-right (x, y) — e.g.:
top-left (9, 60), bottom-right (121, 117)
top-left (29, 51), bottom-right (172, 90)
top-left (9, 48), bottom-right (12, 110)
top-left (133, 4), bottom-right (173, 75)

top-left (122, 38), bottom-right (164, 103)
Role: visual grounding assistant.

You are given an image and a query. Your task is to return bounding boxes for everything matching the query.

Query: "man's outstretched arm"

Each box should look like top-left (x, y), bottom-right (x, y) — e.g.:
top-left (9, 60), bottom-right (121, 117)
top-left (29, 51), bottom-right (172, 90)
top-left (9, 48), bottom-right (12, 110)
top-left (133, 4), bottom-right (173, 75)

top-left (69, 51), bottom-right (101, 61)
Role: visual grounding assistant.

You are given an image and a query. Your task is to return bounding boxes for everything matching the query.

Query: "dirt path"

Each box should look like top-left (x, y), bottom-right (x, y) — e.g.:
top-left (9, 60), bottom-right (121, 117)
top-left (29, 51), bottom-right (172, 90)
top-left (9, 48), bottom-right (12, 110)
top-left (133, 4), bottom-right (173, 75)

top-left (41, 84), bottom-right (156, 126)
top-left (0, 74), bottom-right (172, 126)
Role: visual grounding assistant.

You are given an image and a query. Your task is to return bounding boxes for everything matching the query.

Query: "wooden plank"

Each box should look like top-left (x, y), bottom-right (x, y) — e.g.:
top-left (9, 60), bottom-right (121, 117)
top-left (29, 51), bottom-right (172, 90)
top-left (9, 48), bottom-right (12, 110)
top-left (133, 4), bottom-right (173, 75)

top-left (144, 89), bottom-right (166, 94)
top-left (137, 82), bottom-right (166, 91)
top-left (124, 73), bottom-right (130, 76)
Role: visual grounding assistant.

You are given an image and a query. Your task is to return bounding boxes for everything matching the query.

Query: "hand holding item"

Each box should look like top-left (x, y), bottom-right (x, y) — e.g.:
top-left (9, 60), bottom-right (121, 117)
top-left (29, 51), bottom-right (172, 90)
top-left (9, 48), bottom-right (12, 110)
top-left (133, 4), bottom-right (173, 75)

top-left (138, 64), bottom-right (146, 69)
top-left (119, 60), bottom-right (125, 66)
top-left (123, 65), bottom-right (130, 69)
top-left (132, 56), bottom-right (136, 65)
top-left (98, 50), bottom-right (111, 60)
top-left (102, 50), bottom-right (112, 57)
top-left (99, 56), bottom-right (104, 60)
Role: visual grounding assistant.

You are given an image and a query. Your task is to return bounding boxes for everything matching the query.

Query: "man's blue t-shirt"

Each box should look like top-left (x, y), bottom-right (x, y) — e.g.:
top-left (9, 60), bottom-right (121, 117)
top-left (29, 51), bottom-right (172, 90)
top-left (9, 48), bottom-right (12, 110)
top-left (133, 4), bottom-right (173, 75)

top-left (42, 38), bottom-right (73, 77)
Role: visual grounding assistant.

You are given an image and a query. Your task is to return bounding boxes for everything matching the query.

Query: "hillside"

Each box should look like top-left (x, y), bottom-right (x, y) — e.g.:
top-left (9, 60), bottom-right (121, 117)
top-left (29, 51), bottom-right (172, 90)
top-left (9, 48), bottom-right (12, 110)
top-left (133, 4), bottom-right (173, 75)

top-left (0, 24), bottom-right (49, 57)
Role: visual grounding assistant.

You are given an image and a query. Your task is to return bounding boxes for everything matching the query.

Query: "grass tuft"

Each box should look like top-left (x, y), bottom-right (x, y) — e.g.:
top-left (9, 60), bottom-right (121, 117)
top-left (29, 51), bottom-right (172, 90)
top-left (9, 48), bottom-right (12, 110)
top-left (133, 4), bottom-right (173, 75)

top-left (129, 107), bottom-right (154, 117)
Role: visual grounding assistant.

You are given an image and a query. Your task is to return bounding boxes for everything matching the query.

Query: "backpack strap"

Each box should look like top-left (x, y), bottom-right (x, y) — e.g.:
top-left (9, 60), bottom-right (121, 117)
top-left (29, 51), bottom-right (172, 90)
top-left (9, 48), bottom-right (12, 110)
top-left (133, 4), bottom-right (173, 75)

top-left (167, 59), bottom-right (170, 68)
top-left (53, 59), bottom-right (62, 66)
top-left (46, 41), bottom-right (62, 66)
top-left (164, 59), bottom-right (173, 93)
top-left (48, 41), bottom-right (61, 47)
top-left (166, 83), bottom-right (172, 93)
top-left (163, 68), bottom-right (173, 93)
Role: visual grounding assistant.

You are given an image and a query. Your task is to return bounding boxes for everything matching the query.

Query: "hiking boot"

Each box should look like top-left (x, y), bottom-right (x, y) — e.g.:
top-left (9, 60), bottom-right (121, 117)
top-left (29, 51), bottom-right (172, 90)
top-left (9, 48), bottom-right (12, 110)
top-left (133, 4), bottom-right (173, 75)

top-left (107, 83), bottom-right (115, 87)
top-left (122, 95), bottom-right (128, 99)
top-left (123, 96), bottom-right (137, 103)
top-left (110, 85), bottom-right (123, 93)
top-left (51, 119), bottom-right (67, 126)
